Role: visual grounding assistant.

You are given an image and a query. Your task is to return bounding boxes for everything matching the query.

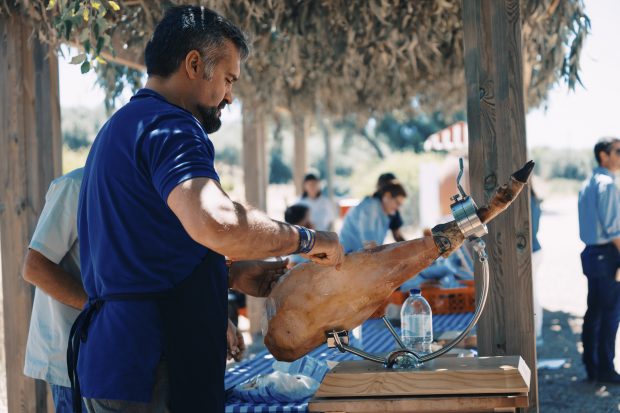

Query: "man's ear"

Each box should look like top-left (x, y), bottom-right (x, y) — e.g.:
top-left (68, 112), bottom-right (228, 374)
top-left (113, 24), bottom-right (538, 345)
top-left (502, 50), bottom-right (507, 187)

top-left (184, 50), bottom-right (202, 80)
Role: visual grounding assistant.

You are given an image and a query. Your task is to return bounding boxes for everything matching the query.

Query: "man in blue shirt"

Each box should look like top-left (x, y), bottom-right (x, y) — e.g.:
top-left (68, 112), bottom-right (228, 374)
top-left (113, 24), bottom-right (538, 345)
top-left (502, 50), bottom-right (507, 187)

top-left (74, 6), bottom-right (344, 413)
top-left (578, 137), bottom-right (620, 384)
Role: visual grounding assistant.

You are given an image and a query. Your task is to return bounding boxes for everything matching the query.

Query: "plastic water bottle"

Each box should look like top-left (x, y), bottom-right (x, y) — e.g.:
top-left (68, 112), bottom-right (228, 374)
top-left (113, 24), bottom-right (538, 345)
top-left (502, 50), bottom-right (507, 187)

top-left (400, 289), bottom-right (433, 354)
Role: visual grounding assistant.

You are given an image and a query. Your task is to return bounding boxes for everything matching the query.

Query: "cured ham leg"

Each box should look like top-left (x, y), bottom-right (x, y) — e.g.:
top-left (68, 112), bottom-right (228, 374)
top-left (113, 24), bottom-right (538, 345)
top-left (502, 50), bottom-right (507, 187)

top-left (264, 161), bottom-right (534, 361)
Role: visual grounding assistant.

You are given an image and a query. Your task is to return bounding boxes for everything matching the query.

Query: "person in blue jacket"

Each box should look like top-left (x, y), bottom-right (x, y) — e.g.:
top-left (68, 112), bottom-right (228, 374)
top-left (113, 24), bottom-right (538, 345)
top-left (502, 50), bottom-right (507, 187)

top-left (340, 181), bottom-right (407, 253)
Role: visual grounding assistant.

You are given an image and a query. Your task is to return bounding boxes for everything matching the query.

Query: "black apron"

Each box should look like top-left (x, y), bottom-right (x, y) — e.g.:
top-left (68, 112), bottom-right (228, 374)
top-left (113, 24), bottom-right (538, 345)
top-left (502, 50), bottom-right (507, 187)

top-left (68, 249), bottom-right (229, 413)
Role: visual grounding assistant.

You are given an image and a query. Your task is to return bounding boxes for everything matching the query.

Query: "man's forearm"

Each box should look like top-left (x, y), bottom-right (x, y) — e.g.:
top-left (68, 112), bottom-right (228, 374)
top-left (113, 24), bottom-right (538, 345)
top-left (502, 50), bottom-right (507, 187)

top-left (613, 237), bottom-right (620, 254)
top-left (223, 201), bottom-right (300, 259)
top-left (168, 178), bottom-right (301, 260)
top-left (23, 249), bottom-right (87, 310)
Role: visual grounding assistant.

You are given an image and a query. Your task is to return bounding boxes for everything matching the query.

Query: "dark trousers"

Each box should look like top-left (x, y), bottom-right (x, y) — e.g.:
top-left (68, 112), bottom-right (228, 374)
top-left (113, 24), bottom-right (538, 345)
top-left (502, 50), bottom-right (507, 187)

top-left (580, 244), bottom-right (620, 379)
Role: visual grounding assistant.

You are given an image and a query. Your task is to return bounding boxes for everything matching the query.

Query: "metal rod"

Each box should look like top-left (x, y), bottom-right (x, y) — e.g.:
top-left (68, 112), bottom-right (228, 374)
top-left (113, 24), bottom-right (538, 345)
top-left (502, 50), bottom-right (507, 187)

top-left (456, 157), bottom-right (467, 198)
top-left (338, 344), bottom-right (387, 364)
top-left (331, 330), bottom-right (386, 364)
top-left (381, 316), bottom-right (407, 349)
top-left (419, 238), bottom-right (488, 362)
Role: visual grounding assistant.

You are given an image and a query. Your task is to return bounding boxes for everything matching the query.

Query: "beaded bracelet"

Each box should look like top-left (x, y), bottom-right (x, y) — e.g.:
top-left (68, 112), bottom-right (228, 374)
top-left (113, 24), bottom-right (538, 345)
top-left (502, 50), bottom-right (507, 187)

top-left (294, 225), bottom-right (316, 254)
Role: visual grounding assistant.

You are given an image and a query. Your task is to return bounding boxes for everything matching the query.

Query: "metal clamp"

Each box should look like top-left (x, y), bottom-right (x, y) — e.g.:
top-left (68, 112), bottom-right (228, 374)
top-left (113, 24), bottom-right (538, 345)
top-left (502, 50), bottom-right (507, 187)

top-left (450, 158), bottom-right (487, 240)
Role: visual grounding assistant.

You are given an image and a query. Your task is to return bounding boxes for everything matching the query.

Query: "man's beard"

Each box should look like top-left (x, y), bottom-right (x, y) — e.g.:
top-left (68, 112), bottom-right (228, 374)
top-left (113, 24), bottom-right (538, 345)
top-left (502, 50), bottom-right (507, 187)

top-left (197, 101), bottom-right (226, 133)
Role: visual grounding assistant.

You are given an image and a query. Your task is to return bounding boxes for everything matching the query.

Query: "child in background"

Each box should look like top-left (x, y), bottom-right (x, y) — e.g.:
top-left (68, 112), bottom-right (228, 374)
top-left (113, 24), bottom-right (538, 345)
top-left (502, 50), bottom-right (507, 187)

top-left (297, 174), bottom-right (336, 231)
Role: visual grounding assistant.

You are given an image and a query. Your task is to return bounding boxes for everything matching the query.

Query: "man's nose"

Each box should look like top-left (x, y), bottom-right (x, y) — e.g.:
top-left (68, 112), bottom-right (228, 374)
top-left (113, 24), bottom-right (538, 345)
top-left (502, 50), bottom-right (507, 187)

top-left (224, 88), bottom-right (233, 105)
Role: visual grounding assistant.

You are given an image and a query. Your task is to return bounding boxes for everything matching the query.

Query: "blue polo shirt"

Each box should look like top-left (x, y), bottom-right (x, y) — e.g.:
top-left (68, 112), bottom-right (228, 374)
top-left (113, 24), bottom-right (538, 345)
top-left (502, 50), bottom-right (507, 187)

top-left (578, 167), bottom-right (620, 246)
top-left (77, 89), bottom-right (221, 402)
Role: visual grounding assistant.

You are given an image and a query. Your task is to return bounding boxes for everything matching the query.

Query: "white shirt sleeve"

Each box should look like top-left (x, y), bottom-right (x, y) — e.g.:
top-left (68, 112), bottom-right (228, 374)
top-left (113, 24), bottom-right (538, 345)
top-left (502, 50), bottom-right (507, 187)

top-left (28, 176), bottom-right (80, 264)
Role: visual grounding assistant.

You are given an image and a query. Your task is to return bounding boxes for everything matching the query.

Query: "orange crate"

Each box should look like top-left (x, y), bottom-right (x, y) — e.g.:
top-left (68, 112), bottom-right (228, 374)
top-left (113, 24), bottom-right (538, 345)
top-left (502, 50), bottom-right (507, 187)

top-left (370, 290), bottom-right (407, 318)
top-left (421, 284), bottom-right (475, 314)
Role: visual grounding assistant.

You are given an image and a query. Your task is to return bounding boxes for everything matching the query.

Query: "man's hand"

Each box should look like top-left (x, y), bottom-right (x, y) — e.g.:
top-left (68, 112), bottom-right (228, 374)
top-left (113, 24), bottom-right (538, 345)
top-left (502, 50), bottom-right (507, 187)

top-left (301, 231), bottom-right (345, 269)
top-left (226, 319), bottom-right (246, 362)
top-left (229, 259), bottom-right (289, 297)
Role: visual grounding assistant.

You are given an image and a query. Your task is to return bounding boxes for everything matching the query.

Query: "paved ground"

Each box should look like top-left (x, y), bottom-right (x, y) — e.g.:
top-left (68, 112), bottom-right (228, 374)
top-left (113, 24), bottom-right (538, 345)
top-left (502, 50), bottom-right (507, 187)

top-left (535, 195), bottom-right (620, 412)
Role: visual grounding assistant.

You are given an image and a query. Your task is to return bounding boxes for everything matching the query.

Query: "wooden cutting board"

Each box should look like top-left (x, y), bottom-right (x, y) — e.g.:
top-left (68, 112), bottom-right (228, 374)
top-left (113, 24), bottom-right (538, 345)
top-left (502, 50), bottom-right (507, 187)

top-left (314, 355), bottom-right (530, 398)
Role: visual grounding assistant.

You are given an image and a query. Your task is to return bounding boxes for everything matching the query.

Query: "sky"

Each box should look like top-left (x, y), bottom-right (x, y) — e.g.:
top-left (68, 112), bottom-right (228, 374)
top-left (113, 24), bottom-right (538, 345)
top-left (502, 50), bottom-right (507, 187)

top-left (525, 0), bottom-right (620, 149)
top-left (58, 0), bottom-right (619, 149)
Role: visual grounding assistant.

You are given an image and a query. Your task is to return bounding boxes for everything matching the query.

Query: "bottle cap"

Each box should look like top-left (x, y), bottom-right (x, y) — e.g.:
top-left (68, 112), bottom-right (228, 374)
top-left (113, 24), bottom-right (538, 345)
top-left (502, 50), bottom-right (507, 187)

top-left (410, 288), bottom-right (421, 295)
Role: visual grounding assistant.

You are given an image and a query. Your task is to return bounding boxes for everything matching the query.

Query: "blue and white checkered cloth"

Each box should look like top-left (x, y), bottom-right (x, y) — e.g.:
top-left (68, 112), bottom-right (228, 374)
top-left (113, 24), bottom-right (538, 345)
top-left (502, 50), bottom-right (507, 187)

top-left (225, 313), bottom-right (473, 413)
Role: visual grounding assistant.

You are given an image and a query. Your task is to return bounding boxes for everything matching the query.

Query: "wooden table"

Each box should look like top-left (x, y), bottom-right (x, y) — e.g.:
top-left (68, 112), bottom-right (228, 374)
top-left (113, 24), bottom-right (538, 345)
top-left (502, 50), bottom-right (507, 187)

top-left (225, 315), bottom-right (476, 413)
top-left (308, 356), bottom-right (530, 413)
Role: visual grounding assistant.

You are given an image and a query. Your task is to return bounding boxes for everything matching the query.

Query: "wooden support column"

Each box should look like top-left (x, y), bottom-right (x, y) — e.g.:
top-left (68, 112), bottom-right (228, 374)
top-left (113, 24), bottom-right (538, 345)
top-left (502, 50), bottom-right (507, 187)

top-left (241, 103), bottom-right (268, 335)
top-left (0, 14), bottom-right (62, 413)
top-left (462, 0), bottom-right (538, 411)
top-left (242, 104), bottom-right (267, 210)
top-left (292, 113), bottom-right (308, 196)
top-left (322, 122), bottom-right (334, 204)
top-left (316, 107), bottom-right (334, 204)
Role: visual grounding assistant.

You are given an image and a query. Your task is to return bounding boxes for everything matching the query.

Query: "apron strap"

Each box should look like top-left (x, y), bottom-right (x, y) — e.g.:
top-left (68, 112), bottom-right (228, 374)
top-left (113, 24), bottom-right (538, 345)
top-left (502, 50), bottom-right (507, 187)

top-left (67, 292), bottom-right (168, 413)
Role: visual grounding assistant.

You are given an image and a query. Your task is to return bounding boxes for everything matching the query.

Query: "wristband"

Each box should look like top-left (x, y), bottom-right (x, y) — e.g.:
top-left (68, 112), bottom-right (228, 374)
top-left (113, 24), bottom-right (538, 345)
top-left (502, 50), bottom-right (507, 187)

top-left (294, 225), bottom-right (316, 254)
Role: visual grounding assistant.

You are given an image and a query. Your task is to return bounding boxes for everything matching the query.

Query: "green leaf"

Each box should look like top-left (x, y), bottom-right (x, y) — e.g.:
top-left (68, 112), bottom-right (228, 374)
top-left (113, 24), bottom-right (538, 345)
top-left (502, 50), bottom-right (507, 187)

top-left (64, 20), bottom-right (73, 40)
top-left (70, 53), bottom-right (87, 65)
top-left (84, 39), bottom-right (91, 54)
top-left (81, 60), bottom-right (91, 74)
top-left (96, 37), bottom-right (105, 55)
top-left (94, 22), bottom-right (99, 39)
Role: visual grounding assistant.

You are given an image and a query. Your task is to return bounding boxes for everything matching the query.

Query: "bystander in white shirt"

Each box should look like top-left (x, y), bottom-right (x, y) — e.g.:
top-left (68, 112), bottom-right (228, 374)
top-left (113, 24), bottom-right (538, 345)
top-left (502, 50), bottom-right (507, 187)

top-left (24, 168), bottom-right (83, 387)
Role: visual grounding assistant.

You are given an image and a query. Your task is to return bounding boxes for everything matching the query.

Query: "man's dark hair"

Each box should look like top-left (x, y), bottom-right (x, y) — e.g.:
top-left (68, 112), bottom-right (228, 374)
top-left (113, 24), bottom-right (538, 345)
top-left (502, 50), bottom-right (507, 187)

top-left (374, 181), bottom-right (407, 199)
top-left (284, 204), bottom-right (310, 225)
top-left (145, 6), bottom-right (249, 78)
top-left (594, 137), bottom-right (620, 165)
top-left (377, 172), bottom-right (397, 189)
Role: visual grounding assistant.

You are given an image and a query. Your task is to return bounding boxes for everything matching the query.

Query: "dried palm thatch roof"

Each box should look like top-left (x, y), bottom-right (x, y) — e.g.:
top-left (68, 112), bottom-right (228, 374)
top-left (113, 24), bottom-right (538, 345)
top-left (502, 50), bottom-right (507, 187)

top-left (6, 0), bottom-right (588, 119)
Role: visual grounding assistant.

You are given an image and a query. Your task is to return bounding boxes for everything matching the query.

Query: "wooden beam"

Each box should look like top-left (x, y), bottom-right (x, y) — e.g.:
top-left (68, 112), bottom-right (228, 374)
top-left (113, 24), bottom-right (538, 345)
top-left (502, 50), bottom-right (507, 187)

top-left (241, 103), bottom-right (268, 335)
top-left (292, 113), bottom-right (308, 196)
top-left (462, 0), bottom-right (538, 412)
top-left (0, 14), bottom-right (62, 413)
top-left (69, 28), bottom-right (147, 72)
top-left (316, 108), bottom-right (335, 206)
top-left (241, 104), bottom-right (268, 210)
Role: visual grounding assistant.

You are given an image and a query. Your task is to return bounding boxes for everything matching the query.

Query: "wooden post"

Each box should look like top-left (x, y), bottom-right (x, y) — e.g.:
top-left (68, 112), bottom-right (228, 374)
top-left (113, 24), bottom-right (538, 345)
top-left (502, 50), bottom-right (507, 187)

top-left (323, 123), bottom-right (334, 204)
top-left (292, 113), bottom-right (308, 196)
top-left (241, 103), bottom-right (268, 335)
top-left (242, 104), bottom-right (267, 211)
top-left (462, 0), bottom-right (538, 411)
top-left (0, 14), bottom-right (62, 413)
top-left (316, 107), bottom-right (334, 204)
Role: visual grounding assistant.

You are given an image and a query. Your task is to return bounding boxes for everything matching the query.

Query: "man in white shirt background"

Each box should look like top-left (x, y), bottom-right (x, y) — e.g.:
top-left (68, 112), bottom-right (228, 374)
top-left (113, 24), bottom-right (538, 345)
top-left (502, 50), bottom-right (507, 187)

top-left (22, 168), bottom-right (87, 412)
